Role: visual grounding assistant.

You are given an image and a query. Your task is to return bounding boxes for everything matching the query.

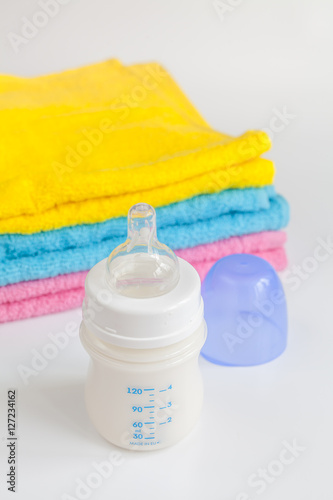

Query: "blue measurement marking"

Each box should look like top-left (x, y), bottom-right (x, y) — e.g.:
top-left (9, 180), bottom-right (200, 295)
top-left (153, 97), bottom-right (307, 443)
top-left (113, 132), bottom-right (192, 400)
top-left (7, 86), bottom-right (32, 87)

top-left (159, 389), bottom-right (167, 392)
top-left (149, 399), bottom-right (154, 402)
top-left (144, 422), bottom-right (151, 425)
top-left (144, 406), bottom-right (154, 409)
top-left (159, 422), bottom-right (166, 425)
top-left (150, 432), bottom-right (155, 434)
top-left (149, 416), bottom-right (154, 419)
top-left (149, 411), bottom-right (154, 413)
top-left (159, 406), bottom-right (166, 409)
top-left (144, 389), bottom-right (154, 391)
top-left (145, 437), bottom-right (154, 440)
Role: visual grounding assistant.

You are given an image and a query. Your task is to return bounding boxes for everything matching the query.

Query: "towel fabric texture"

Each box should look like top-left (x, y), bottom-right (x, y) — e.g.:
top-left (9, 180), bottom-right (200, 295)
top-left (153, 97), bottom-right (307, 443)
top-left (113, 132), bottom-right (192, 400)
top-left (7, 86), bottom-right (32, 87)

top-left (0, 231), bottom-right (287, 323)
top-left (0, 59), bottom-right (272, 234)
top-left (0, 191), bottom-right (289, 286)
top-left (0, 59), bottom-right (289, 322)
top-left (0, 186), bottom-right (276, 260)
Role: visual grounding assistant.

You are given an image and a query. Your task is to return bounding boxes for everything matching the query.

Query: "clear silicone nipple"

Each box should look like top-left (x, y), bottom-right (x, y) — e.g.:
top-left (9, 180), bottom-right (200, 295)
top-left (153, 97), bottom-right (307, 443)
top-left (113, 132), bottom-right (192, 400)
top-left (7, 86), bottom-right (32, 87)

top-left (106, 203), bottom-right (180, 298)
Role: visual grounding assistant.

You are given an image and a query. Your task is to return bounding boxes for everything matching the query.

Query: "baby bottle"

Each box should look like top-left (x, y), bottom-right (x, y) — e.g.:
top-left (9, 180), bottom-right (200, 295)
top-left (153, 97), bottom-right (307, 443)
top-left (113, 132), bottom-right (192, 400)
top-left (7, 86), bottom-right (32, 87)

top-left (80, 203), bottom-right (206, 450)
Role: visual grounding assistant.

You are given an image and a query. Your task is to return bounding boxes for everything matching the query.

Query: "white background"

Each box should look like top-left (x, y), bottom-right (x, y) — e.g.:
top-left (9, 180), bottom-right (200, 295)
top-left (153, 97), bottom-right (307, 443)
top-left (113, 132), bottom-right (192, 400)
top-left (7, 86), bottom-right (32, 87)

top-left (0, 0), bottom-right (332, 499)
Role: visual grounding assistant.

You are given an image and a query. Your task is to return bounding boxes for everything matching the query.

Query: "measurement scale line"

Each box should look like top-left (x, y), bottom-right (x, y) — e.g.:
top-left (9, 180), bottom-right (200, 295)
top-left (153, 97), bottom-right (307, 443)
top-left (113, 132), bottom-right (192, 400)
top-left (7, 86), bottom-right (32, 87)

top-left (159, 389), bottom-right (167, 392)
top-left (159, 422), bottom-right (166, 425)
top-left (144, 406), bottom-right (154, 409)
top-left (149, 411), bottom-right (154, 413)
top-left (149, 416), bottom-right (154, 419)
top-left (149, 400), bottom-right (154, 402)
top-left (144, 389), bottom-right (154, 391)
top-left (159, 406), bottom-right (166, 409)
top-left (144, 422), bottom-right (151, 424)
top-left (145, 437), bottom-right (154, 439)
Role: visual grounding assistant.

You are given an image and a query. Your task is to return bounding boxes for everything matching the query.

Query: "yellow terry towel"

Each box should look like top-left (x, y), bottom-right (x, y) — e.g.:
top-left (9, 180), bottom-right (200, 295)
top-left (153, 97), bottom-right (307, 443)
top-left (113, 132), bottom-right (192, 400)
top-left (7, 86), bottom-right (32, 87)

top-left (0, 59), bottom-right (273, 234)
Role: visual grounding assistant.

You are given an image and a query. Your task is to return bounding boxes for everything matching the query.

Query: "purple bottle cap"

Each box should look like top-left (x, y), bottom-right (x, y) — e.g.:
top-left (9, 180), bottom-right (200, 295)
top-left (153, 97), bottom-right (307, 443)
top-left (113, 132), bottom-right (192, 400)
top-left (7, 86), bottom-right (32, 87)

top-left (201, 254), bottom-right (288, 366)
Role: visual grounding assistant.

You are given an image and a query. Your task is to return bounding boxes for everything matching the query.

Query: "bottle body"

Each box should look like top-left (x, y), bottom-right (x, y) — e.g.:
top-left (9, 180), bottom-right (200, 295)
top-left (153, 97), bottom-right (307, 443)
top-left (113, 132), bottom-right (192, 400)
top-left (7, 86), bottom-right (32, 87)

top-left (80, 321), bottom-right (206, 450)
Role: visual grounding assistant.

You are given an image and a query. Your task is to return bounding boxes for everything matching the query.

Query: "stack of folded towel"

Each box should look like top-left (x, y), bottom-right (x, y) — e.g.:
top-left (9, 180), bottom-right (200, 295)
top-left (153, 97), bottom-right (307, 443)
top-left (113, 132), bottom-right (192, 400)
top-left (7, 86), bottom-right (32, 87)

top-left (0, 60), bottom-right (289, 323)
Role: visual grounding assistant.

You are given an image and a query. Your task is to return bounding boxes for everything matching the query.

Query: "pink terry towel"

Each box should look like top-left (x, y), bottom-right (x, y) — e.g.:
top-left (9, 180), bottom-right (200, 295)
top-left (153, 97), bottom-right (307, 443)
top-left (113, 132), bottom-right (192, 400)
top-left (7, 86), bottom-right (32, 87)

top-left (0, 231), bottom-right (287, 323)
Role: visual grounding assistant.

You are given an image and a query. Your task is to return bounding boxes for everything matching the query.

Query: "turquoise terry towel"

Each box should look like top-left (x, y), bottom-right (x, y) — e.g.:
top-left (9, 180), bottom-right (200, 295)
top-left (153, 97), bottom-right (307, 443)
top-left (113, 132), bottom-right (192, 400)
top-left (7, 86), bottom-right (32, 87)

top-left (0, 190), bottom-right (289, 286)
top-left (2, 186), bottom-right (274, 260)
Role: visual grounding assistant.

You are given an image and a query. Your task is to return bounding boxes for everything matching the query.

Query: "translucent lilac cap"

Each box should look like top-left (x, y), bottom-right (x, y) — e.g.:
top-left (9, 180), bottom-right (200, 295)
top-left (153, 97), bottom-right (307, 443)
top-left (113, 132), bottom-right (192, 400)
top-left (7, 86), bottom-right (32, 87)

top-left (201, 254), bottom-right (287, 366)
top-left (106, 203), bottom-right (179, 298)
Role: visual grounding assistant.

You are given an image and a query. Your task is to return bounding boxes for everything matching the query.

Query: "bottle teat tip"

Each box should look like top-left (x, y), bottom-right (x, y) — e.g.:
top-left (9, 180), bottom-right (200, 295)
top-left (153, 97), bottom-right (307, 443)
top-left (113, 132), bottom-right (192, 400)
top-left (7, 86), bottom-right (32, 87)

top-left (106, 203), bottom-right (179, 298)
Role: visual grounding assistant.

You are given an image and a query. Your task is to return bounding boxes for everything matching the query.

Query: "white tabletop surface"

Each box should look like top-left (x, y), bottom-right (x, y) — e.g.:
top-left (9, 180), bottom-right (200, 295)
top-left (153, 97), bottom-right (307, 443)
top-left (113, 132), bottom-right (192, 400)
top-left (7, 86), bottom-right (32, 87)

top-left (0, 1), bottom-right (332, 499)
